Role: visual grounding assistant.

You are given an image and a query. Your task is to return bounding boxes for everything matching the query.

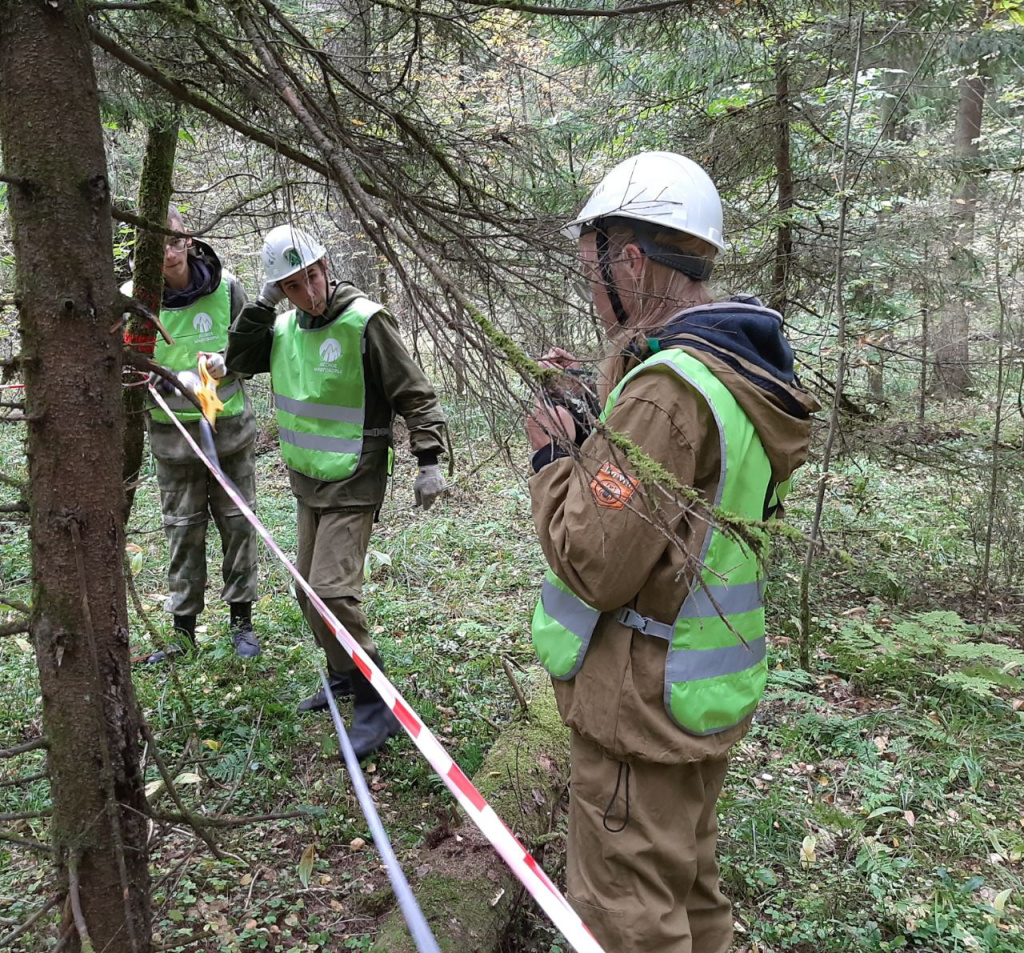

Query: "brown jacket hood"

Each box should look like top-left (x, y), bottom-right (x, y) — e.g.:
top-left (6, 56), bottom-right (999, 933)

top-left (636, 297), bottom-right (820, 482)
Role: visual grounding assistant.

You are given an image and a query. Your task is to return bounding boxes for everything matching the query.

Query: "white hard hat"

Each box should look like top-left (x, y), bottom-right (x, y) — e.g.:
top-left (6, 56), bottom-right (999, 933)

top-left (564, 152), bottom-right (725, 252)
top-left (261, 225), bottom-right (327, 283)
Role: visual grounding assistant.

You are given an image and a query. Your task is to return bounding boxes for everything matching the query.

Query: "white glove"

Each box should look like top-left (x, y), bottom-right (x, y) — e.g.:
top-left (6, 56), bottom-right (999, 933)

top-left (257, 280), bottom-right (286, 309)
top-left (175, 370), bottom-right (202, 396)
top-left (414, 464), bottom-right (446, 510)
top-left (198, 352), bottom-right (226, 379)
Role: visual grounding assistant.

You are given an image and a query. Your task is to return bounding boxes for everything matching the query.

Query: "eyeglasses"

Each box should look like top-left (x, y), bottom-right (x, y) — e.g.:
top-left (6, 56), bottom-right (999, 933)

top-left (165, 237), bottom-right (188, 251)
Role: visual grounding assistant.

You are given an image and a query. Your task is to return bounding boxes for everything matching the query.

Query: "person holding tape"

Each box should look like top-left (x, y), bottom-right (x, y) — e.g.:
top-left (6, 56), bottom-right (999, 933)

top-left (527, 153), bottom-right (819, 951)
top-left (225, 224), bottom-right (447, 762)
top-left (125, 205), bottom-right (261, 663)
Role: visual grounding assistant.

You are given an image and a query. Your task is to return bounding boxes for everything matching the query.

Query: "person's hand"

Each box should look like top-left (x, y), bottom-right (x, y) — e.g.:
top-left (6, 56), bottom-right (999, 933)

top-left (526, 399), bottom-right (576, 452)
top-left (537, 346), bottom-right (579, 371)
top-left (175, 370), bottom-right (203, 396)
top-left (414, 464), bottom-right (447, 509)
top-left (257, 280), bottom-right (286, 309)
top-left (198, 352), bottom-right (227, 379)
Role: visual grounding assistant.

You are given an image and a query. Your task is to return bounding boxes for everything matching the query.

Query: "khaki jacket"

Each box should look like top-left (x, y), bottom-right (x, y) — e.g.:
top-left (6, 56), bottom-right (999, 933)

top-left (226, 282), bottom-right (446, 510)
top-left (530, 308), bottom-right (819, 765)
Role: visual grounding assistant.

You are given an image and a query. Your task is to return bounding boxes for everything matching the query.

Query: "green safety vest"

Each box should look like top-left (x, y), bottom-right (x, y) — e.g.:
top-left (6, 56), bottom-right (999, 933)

top-left (125, 278), bottom-right (245, 425)
top-left (270, 297), bottom-right (386, 482)
top-left (532, 347), bottom-right (781, 736)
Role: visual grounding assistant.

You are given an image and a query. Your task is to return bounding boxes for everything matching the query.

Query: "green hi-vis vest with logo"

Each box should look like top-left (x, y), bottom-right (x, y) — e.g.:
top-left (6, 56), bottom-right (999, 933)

top-left (532, 348), bottom-right (782, 737)
top-left (270, 297), bottom-right (384, 482)
top-left (136, 278), bottom-right (244, 425)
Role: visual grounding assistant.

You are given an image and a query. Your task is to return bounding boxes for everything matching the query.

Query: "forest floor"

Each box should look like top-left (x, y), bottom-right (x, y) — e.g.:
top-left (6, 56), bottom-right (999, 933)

top-left (1, 394), bottom-right (1023, 953)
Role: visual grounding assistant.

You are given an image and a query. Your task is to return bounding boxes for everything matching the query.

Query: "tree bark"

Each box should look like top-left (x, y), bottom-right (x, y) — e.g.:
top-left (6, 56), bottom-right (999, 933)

top-left (0, 3), bottom-right (151, 951)
top-left (123, 115), bottom-right (178, 516)
top-left (934, 72), bottom-right (987, 396)
top-left (770, 44), bottom-right (794, 317)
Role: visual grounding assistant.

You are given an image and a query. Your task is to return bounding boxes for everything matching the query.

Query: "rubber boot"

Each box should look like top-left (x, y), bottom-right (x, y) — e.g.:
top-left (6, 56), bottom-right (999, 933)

top-left (296, 671), bottom-right (353, 713)
top-left (346, 668), bottom-right (401, 761)
top-left (147, 614), bottom-right (197, 665)
top-left (229, 601), bottom-right (261, 659)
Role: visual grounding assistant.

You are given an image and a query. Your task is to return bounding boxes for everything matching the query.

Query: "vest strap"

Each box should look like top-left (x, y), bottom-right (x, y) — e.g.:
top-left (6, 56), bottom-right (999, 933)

top-left (363, 427), bottom-right (392, 437)
top-left (614, 607), bottom-right (673, 640)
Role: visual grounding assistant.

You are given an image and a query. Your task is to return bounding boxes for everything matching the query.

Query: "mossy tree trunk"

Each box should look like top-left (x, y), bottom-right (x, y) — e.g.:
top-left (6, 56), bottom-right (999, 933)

top-left (123, 114), bottom-right (178, 516)
top-left (0, 3), bottom-right (151, 951)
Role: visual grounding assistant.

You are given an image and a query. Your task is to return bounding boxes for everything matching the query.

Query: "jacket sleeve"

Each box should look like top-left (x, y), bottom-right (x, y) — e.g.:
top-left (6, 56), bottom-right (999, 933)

top-left (529, 369), bottom-right (710, 612)
top-left (364, 309), bottom-right (446, 462)
top-left (225, 301), bottom-right (276, 376)
top-left (226, 273), bottom-right (248, 321)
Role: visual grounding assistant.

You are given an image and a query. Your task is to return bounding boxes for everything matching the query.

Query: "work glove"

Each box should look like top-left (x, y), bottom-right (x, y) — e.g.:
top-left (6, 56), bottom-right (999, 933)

top-left (413, 464), bottom-right (446, 510)
top-left (257, 280), bottom-right (286, 309)
top-left (174, 370), bottom-right (203, 396)
top-left (198, 352), bottom-right (227, 380)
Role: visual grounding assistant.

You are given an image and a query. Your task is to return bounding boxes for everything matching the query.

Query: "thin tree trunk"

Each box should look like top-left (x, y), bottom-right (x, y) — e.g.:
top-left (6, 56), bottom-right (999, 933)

top-left (0, 4), bottom-right (151, 951)
top-left (124, 115), bottom-right (178, 517)
top-left (770, 44), bottom-right (794, 316)
top-left (798, 17), bottom-right (863, 670)
top-left (934, 72), bottom-right (987, 396)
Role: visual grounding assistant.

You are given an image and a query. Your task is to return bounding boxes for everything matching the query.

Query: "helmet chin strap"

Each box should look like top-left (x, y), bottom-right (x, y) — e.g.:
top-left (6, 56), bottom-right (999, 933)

top-left (596, 226), bottom-right (631, 326)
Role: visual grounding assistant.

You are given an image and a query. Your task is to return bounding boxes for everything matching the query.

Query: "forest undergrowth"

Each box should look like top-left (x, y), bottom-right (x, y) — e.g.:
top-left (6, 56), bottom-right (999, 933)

top-left (1, 391), bottom-right (1023, 953)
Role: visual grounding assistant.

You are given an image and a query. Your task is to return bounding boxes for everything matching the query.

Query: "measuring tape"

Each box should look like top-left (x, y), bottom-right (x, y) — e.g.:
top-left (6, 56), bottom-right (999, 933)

top-left (147, 385), bottom-right (606, 953)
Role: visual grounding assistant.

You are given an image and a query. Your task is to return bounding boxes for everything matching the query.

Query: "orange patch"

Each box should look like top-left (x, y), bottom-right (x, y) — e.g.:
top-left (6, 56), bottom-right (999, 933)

top-left (590, 462), bottom-right (639, 510)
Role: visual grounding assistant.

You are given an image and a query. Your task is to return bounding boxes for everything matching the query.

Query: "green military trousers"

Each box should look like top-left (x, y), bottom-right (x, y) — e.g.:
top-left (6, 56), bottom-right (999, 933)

top-left (294, 504), bottom-right (379, 675)
top-left (566, 731), bottom-right (733, 953)
top-left (156, 444), bottom-right (258, 617)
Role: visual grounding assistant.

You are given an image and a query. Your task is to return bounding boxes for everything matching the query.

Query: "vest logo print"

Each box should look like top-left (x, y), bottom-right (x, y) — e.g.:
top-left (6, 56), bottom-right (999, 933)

top-left (319, 338), bottom-right (342, 363)
top-left (193, 312), bottom-right (213, 333)
top-left (590, 462), bottom-right (639, 509)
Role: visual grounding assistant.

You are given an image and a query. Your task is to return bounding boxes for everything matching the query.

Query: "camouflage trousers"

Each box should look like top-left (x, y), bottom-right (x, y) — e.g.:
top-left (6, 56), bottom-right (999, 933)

top-left (156, 444), bottom-right (258, 617)
top-left (294, 504), bottom-right (378, 677)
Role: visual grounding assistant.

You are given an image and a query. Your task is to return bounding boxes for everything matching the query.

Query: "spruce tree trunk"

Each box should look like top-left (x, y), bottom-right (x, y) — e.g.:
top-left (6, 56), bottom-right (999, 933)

top-left (0, 3), bottom-right (151, 951)
top-left (124, 116), bottom-right (178, 516)
top-left (771, 45), bottom-right (794, 317)
top-left (934, 72), bottom-right (986, 396)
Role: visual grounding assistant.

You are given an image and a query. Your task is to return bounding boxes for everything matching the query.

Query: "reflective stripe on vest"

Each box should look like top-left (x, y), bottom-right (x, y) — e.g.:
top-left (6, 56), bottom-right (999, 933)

top-left (124, 278), bottom-right (246, 425)
top-left (270, 297), bottom-right (382, 482)
top-left (531, 347), bottom-right (776, 736)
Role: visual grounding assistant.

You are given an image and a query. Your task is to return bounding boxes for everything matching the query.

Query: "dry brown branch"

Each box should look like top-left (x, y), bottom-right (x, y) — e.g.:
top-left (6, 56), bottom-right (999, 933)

top-left (67, 854), bottom-right (94, 952)
top-left (0, 617), bottom-right (30, 637)
top-left (140, 720), bottom-right (226, 860)
top-left (501, 657), bottom-right (529, 715)
top-left (0, 737), bottom-right (46, 759)
top-left (0, 894), bottom-right (61, 948)
top-left (150, 809), bottom-right (315, 828)
top-left (0, 831), bottom-right (51, 852)
top-left (0, 809), bottom-right (50, 821)
top-left (0, 770), bottom-right (47, 789)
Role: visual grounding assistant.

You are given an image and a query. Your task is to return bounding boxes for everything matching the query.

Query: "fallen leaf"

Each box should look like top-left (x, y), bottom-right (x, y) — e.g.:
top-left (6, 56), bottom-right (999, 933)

top-left (800, 834), bottom-right (817, 868)
top-left (349, 837), bottom-right (366, 851)
top-left (298, 844), bottom-right (315, 888)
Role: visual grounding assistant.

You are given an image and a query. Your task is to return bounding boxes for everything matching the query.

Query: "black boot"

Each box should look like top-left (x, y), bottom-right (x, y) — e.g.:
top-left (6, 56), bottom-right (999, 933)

top-left (296, 671), bottom-right (353, 713)
top-left (147, 614), bottom-right (197, 665)
top-left (346, 669), bottom-right (401, 762)
top-left (229, 602), bottom-right (261, 659)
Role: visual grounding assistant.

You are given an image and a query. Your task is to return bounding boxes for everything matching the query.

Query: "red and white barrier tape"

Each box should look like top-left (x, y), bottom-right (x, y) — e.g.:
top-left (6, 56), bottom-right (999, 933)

top-left (147, 386), bottom-right (605, 953)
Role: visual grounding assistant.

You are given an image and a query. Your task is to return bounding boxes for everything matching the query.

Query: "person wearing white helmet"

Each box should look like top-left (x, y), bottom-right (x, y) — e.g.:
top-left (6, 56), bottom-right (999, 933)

top-left (527, 153), bottom-right (819, 951)
top-left (225, 224), bottom-right (448, 762)
top-left (124, 205), bottom-right (261, 664)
